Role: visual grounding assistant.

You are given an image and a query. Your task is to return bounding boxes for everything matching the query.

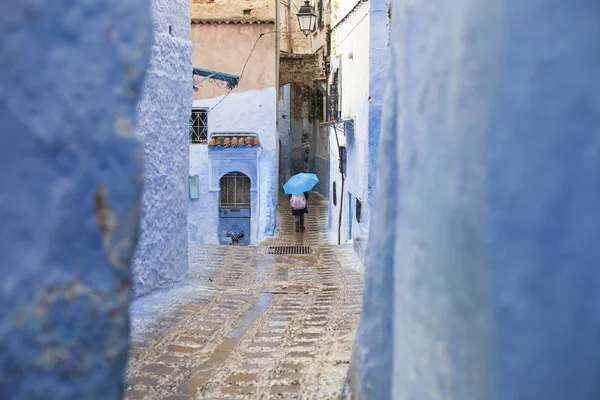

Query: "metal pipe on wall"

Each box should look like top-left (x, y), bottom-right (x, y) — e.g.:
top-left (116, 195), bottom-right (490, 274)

top-left (287, 0), bottom-right (294, 52)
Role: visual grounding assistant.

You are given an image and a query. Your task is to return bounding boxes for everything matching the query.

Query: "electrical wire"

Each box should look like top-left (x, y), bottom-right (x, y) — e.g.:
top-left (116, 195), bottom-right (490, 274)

top-left (333, 11), bottom-right (369, 49)
top-left (207, 27), bottom-right (327, 114)
top-left (208, 31), bottom-right (269, 114)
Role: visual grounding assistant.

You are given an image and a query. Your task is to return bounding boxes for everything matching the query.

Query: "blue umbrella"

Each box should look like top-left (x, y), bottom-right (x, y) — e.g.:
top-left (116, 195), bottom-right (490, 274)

top-left (283, 173), bottom-right (319, 195)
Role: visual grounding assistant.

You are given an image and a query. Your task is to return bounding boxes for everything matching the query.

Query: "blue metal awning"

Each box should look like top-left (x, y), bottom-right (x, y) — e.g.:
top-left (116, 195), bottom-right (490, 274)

top-left (193, 67), bottom-right (239, 89)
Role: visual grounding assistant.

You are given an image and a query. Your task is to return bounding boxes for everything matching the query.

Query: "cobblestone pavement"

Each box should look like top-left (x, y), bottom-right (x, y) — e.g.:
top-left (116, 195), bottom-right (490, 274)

top-left (125, 195), bottom-right (364, 399)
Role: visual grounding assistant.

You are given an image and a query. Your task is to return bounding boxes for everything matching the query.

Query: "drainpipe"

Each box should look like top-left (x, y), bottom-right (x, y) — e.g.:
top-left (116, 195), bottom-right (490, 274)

top-left (287, 0), bottom-right (294, 52)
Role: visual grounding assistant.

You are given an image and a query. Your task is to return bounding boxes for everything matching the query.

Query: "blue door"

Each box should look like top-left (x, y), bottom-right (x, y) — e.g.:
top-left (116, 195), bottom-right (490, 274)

top-left (219, 172), bottom-right (251, 245)
top-left (348, 192), bottom-right (353, 240)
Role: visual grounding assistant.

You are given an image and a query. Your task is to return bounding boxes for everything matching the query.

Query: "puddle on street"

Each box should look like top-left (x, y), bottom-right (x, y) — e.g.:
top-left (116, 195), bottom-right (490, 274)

top-left (126, 197), bottom-right (363, 399)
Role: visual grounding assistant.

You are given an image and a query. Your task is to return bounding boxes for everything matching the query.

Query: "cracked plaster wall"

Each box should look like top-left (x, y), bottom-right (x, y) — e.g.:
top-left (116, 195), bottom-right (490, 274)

top-left (0, 1), bottom-right (151, 398)
top-left (351, 0), bottom-right (600, 399)
top-left (131, 0), bottom-right (192, 298)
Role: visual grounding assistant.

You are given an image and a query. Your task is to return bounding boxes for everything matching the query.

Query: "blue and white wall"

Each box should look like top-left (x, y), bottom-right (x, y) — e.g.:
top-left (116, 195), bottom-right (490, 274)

top-left (350, 0), bottom-right (600, 399)
top-left (329, 0), bottom-right (388, 243)
top-left (278, 84), bottom-right (293, 185)
top-left (189, 88), bottom-right (277, 244)
top-left (0, 1), bottom-right (151, 397)
top-left (132, 0), bottom-right (192, 298)
top-left (311, 123), bottom-right (330, 198)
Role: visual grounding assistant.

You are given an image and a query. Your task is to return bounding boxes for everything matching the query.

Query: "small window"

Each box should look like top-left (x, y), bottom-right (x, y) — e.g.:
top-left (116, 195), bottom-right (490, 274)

top-left (243, 9), bottom-right (252, 15)
top-left (333, 181), bottom-right (337, 206)
top-left (220, 173), bottom-right (251, 207)
top-left (356, 198), bottom-right (362, 223)
top-left (190, 109), bottom-right (208, 143)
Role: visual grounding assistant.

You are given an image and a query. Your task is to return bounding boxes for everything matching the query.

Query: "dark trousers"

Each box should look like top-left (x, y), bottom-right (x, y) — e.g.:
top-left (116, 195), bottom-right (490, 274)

top-left (294, 214), bottom-right (305, 229)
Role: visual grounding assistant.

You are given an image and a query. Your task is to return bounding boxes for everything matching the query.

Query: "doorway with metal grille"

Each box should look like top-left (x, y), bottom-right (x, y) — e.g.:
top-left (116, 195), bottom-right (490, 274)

top-left (219, 172), bottom-right (251, 245)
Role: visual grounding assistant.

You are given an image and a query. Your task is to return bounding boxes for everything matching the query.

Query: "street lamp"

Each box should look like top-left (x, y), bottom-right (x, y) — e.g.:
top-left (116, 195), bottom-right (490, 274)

top-left (297, 0), bottom-right (317, 36)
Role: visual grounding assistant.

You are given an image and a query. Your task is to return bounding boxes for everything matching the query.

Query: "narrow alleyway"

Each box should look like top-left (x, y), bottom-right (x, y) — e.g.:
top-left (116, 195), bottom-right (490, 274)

top-left (125, 194), bottom-right (364, 399)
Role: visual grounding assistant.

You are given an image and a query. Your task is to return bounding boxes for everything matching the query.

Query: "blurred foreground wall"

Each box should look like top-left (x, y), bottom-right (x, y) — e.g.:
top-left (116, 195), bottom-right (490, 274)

top-left (0, 1), bottom-right (152, 398)
top-left (350, 1), bottom-right (600, 399)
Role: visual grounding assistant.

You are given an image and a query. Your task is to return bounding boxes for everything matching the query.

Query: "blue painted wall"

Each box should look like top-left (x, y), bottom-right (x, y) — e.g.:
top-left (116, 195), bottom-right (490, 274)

top-left (310, 124), bottom-right (330, 198)
top-left (278, 85), bottom-right (292, 185)
top-left (366, 0), bottom-right (388, 222)
top-left (351, 0), bottom-right (600, 399)
top-left (0, 1), bottom-right (151, 398)
top-left (132, 0), bottom-right (192, 298)
top-left (348, 0), bottom-right (394, 393)
top-left (189, 88), bottom-right (277, 244)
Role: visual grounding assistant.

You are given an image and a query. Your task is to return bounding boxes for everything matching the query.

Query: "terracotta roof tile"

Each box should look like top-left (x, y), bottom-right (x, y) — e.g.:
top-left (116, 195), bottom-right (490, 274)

top-left (208, 134), bottom-right (260, 149)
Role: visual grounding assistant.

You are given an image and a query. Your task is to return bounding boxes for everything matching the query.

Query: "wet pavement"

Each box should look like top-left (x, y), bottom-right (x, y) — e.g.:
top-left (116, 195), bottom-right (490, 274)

top-left (125, 194), bottom-right (364, 399)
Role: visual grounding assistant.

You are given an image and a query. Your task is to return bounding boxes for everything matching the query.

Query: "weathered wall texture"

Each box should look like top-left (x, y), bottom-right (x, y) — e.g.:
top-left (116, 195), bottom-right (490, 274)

top-left (191, 0), bottom-right (275, 22)
top-left (310, 124), bottom-right (330, 198)
top-left (289, 84), bottom-right (312, 176)
top-left (311, 0), bottom-right (331, 53)
top-left (191, 23), bottom-right (276, 99)
top-left (189, 88), bottom-right (277, 245)
top-left (352, 0), bottom-right (600, 399)
top-left (132, 0), bottom-right (192, 298)
top-left (0, 1), bottom-right (151, 398)
top-left (278, 85), bottom-right (293, 184)
top-left (280, 0), bottom-right (313, 54)
top-left (280, 53), bottom-right (320, 89)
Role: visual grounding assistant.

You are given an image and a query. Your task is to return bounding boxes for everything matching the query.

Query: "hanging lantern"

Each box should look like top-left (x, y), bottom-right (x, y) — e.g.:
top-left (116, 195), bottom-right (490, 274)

top-left (297, 0), bottom-right (317, 36)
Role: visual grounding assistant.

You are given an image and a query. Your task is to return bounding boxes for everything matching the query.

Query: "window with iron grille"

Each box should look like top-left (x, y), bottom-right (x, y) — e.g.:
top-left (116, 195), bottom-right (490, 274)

top-left (333, 181), bottom-right (337, 206)
top-left (189, 109), bottom-right (208, 143)
top-left (220, 173), bottom-right (251, 207)
top-left (356, 197), bottom-right (362, 223)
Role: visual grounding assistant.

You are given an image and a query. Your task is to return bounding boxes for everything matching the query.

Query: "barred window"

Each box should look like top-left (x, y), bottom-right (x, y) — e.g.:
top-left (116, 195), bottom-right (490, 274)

top-left (356, 198), bottom-right (362, 223)
top-left (220, 173), bottom-right (251, 207)
top-left (190, 109), bottom-right (208, 143)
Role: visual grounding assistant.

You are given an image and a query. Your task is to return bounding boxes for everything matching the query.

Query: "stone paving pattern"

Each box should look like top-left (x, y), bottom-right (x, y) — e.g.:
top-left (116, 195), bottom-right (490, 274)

top-left (125, 195), bottom-right (364, 399)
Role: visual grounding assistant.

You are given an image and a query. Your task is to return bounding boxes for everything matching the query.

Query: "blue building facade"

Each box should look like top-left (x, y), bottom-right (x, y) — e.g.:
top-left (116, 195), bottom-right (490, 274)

top-left (0, 0), bottom-right (152, 398)
top-left (188, 88), bottom-right (278, 245)
top-left (350, 0), bottom-right (600, 399)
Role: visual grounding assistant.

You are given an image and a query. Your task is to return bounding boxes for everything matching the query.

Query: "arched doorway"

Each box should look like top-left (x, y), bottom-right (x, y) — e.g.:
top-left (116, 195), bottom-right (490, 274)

top-left (219, 172), bottom-right (251, 245)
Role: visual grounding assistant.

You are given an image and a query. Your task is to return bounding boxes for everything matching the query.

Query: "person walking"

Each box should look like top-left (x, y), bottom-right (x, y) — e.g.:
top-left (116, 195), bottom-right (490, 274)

top-left (289, 192), bottom-right (309, 232)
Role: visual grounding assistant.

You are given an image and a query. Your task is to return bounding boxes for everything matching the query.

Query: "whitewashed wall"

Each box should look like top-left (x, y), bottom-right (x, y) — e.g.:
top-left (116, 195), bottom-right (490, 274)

top-left (329, 1), bottom-right (371, 242)
top-left (188, 87), bottom-right (277, 244)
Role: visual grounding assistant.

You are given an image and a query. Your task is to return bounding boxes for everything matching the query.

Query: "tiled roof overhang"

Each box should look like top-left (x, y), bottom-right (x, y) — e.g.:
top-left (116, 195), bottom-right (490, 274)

top-left (208, 134), bottom-right (260, 148)
top-left (191, 18), bottom-right (275, 25)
